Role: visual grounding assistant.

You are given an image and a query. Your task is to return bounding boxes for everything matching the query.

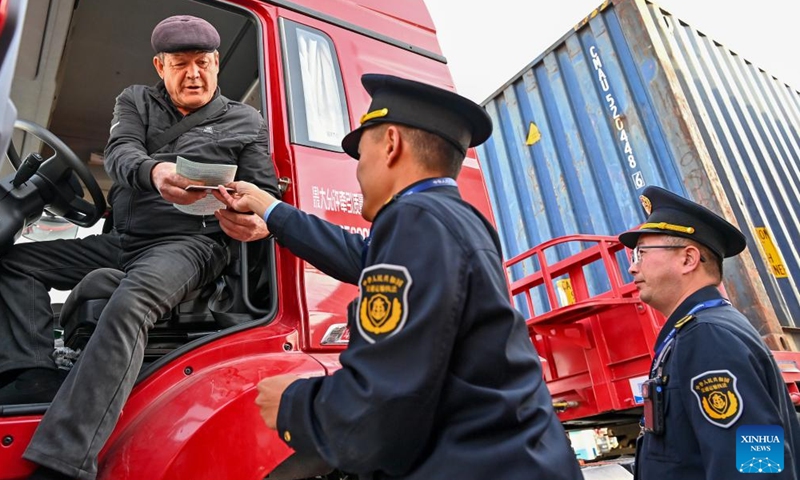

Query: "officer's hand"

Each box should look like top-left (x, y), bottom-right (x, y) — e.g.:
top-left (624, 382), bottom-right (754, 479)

top-left (151, 162), bottom-right (206, 205)
top-left (213, 181), bottom-right (277, 217)
top-left (215, 208), bottom-right (270, 242)
top-left (255, 374), bottom-right (299, 430)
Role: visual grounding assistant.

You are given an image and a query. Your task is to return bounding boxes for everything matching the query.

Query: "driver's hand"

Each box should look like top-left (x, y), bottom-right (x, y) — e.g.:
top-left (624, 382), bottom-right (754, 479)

top-left (215, 209), bottom-right (270, 242)
top-left (151, 162), bottom-right (206, 205)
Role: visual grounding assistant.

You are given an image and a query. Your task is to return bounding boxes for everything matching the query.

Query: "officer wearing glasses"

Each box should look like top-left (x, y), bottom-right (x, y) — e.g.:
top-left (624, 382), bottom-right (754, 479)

top-left (618, 186), bottom-right (800, 480)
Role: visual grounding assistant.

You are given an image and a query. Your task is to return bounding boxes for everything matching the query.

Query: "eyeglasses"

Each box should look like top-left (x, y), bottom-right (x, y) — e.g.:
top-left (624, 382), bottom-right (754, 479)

top-left (630, 245), bottom-right (707, 265)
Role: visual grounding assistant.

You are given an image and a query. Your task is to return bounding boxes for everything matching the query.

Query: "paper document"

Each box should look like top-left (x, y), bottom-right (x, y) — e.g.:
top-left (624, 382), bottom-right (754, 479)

top-left (174, 156), bottom-right (237, 216)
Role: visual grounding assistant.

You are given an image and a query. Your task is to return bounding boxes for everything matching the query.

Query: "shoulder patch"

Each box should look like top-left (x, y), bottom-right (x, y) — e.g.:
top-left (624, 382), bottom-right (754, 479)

top-left (691, 369), bottom-right (743, 428)
top-left (675, 314), bottom-right (695, 329)
top-left (357, 264), bottom-right (412, 344)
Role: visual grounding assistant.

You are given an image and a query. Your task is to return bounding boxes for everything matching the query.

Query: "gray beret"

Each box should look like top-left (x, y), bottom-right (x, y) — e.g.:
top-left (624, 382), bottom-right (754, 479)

top-left (151, 15), bottom-right (220, 53)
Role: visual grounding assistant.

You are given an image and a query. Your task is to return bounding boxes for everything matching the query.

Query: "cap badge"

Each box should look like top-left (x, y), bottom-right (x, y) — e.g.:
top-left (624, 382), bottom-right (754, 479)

top-left (360, 108), bottom-right (389, 125)
top-left (640, 194), bottom-right (652, 215)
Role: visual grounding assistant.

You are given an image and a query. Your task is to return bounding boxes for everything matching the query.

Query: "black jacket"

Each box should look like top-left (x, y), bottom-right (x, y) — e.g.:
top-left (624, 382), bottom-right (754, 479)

top-left (104, 82), bottom-right (279, 236)
top-left (269, 181), bottom-right (582, 479)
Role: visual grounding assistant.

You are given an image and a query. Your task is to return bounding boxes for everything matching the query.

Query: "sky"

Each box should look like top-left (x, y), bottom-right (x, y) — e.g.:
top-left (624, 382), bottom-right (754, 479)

top-left (424, 0), bottom-right (800, 103)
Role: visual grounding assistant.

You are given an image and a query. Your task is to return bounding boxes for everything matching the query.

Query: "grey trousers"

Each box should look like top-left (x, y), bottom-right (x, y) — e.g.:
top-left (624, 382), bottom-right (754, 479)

top-left (0, 231), bottom-right (228, 479)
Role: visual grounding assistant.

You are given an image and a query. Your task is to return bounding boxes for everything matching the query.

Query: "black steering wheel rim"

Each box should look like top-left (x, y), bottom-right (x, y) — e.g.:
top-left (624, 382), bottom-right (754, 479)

top-left (9, 119), bottom-right (106, 227)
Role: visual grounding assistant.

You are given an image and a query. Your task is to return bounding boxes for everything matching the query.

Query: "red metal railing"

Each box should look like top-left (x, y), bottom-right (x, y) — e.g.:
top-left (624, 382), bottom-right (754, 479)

top-left (505, 234), bottom-right (800, 422)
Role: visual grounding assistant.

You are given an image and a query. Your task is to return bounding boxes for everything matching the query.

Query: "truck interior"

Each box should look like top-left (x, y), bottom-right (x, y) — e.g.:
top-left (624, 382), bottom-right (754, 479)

top-left (1, 0), bottom-right (278, 399)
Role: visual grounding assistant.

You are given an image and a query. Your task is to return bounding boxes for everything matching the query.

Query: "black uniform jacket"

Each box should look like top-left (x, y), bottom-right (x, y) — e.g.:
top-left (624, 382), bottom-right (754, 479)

top-left (267, 181), bottom-right (582, 479)
top-left (637, 285), bottom-right (800, 480)
top-left (104, 82), bottom-right (279, 236)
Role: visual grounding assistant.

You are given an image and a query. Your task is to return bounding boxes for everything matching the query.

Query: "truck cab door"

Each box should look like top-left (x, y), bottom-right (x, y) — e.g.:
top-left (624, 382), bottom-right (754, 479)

top-left (275, 16), bottom-right (366, 353)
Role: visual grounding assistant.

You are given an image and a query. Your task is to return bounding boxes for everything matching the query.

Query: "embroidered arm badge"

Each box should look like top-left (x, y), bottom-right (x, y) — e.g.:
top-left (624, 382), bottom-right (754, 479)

top-left (356, 264), bottom-right (412, 344)
top-left (691, 369), bottom-right (743, 428)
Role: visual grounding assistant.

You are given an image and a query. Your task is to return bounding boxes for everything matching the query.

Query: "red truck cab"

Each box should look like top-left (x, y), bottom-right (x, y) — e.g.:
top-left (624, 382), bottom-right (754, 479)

top-left (0, 0), bottom-right (494, 478)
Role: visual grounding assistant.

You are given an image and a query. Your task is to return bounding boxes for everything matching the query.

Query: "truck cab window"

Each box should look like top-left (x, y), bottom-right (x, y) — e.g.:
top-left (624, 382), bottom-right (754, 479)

top-left (281, 19), bottom-right (348, 150)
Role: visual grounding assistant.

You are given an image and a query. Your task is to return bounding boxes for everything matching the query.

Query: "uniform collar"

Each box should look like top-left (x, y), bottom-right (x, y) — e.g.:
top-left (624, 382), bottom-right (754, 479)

top-left (653, 285), bottom-right (725, 351)
top-left (372, 177), bottom-right (461, 223)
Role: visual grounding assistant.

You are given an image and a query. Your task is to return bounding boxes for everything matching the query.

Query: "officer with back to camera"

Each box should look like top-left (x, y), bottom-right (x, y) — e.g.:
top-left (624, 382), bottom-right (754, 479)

top-left (618, 186), bottom-right (800, 480)
top-left (213, 73), bottom-right (584, 479)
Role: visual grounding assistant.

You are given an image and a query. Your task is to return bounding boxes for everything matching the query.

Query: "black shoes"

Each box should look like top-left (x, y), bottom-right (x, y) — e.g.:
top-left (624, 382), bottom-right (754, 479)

top-left (26, 466), bottom-right (75, 480)
top-left (0, 368), bottom-right (67, 405)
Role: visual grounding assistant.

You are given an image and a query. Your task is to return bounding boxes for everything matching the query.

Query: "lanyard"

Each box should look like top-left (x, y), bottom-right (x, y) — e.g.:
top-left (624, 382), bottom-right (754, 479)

top-left (649, 298), bottom-right (730, 376)
top-left (360, 177), bottom-right (458, 266)
top-left (398, 177), bottom-right (458, 195)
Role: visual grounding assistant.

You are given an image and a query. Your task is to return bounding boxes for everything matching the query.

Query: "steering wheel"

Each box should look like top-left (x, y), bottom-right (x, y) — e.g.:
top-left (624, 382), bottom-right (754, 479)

top-left (8, 119), bottom-right (106, 227)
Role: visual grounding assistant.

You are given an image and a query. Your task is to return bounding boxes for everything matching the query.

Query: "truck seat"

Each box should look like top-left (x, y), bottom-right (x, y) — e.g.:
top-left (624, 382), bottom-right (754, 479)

top-left (58, 239), bottom-right (274, 352)
top-left (58, 267), bottom-right (214, 351)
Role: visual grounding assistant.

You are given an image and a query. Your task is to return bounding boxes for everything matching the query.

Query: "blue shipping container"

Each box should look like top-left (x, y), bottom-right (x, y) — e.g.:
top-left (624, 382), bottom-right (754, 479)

top-left (478, 0), bottom-right (800, 349)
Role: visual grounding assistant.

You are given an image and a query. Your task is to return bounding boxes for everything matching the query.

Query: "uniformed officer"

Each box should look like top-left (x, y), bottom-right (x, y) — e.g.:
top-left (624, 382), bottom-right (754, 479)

top-left (214, 74), bottom-right (582, 479)
top-left (618, 186), bottom-right (800, 480)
